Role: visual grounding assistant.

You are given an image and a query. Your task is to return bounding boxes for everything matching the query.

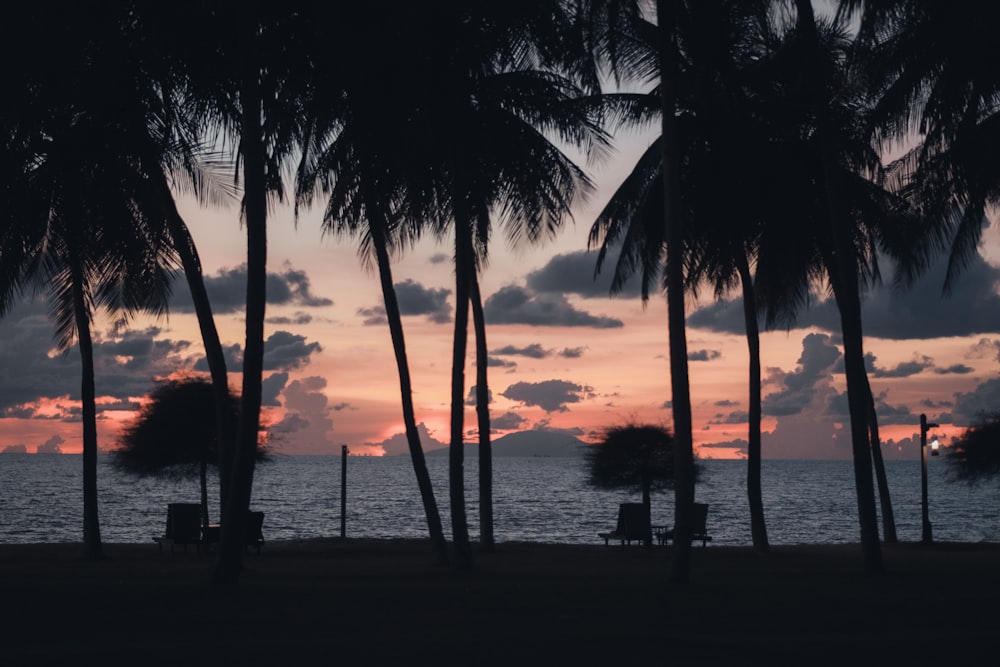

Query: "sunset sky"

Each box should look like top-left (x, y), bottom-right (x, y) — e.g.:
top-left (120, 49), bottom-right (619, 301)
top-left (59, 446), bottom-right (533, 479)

top-left (1, 125), bottom-right (999, 460)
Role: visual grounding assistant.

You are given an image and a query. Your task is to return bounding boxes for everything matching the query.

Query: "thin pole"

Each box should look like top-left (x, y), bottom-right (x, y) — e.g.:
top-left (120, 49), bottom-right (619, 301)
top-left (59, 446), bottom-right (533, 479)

top-left (341, 444), bottom-right (348, 539)
top-left (920, 414), bottom-right (933, 544)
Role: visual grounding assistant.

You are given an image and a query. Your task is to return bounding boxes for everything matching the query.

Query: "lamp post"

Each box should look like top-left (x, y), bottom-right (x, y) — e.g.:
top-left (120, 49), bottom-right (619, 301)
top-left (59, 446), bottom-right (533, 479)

top-left (920, 413), bottom-right (939, 544)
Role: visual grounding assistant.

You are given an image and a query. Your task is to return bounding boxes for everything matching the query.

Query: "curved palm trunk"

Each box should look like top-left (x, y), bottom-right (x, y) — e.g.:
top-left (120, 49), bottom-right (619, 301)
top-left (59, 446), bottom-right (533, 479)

top-left (796, 0), bottom-right (882, 574)
top-left (368, 205), bottom-right (449, 563)
top-left (70, 254), bottom-right (103, 560)
top-left (659, 0), bottom-right (696, 583)
top-left (152, 170), bottom-right (234, 514)
top-left (866, 376), bottom-right (897, 543)
top-left (736, 255), bottom-right (769, 554)
top-left (215, 67), bottom-right (266, 586)
top-left (470, 273), bottom-right (494, 552)
top-left (449, 218), bottom-right (475, 569)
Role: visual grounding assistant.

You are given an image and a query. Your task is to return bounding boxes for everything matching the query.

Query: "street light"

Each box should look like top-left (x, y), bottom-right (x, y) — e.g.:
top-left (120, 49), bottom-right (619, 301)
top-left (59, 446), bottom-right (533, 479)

top-left (920, 413), bottom-right (939, 544)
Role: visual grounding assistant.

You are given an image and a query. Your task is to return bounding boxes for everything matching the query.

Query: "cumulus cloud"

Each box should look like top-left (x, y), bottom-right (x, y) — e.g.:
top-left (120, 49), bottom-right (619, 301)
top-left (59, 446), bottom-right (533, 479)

top-left (372, 422), bottom-right (447, 456)
top-left (262, 372), bottom-right (289, 407)
top-left (1, 444), bottom-right (28, 454)
top-left (266, 312), bottom-right (313, 326)
top-left (560, 347), bottom-right (586, 359)
top-left (484, 285), bottom-right (623, 329)
top-left (689, 349), bottom-right (722, 362)
top-left (170, 263), bottom-right (332, 314)
top-left (268, 376), bottom-right (339, 454)
top-left (762, 333), bottom-right (841, 417)
top-left (395, 279), bottom-right (452, 324)
top-left (357, 305), bottom-right (387, 326)
top-left (525, 250), bottom-right (643, 299)
top-left (500, 379), bottom-right (593, 413)
top-left (952, 377), bottom-right (1000, 426)
top-left (492, 411), bottom-right (528, 430)
top-left (465, 385), bottom-right (494, 406)
top-left (688, 250), bottom-right (1000, 340)
top-left (262, 331), bottom-right (322, 371)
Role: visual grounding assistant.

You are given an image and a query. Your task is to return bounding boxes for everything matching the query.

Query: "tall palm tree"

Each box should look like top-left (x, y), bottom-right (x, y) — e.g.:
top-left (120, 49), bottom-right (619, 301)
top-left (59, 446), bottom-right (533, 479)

top-left (294, 14), bottom-right (451, 560)
top-left (1, 5), bottom-right (180, 560)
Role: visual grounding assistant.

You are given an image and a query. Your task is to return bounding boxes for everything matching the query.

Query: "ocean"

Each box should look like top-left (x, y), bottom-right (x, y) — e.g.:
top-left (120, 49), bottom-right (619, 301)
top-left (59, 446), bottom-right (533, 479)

top-left (0, 454), bottom-right (997, 546)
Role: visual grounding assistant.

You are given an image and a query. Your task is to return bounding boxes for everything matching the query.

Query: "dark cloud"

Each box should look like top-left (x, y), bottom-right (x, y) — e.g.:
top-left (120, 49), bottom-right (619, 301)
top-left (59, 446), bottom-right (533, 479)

top-left (193, 343), bottom-right (242, 373)
top-left (484, 285), bottom-right (623, 328)
top-left (262, 372), bottom-right (289, 407)
top-left (934, 364), bottom-right (975, 375)
top-left (492, 411), bottom-right (528, 430)
top-left (373, 422), bottom-right (447, 456)
top-left (487, 356), bottom-right (517, 369)
top-left (525, 250), bottom-right (642, 299)
top-left (465, 386), bottom-right (493, 407)
top-left (715, 399), bottom-right (739, 407)
top-left (952, 377), bottom-right (1000, 426)
top-left (688, 349), bottom-right (722, 362)
top-left (1, 444), bottom-right (28, 454)
top-left (395, 279), bottom-right (452, 324)
top-left (762, 333), bottom-right (841, 417)
top-left (429, 253), bottom-right (450, 265)
top-left (262, 331), bottom-right (321, 372)
top-left (708, 411), bottom-right (749, 425)
top-left (357, 306), bottom-right (387, 326)
top-left (688, 251), bottom-right (1000, 340)
top-left (500, 379), bottom-right (593, 413)
top-left (491, 343), bottom-right (549, 359)
top-left (170, 263), bottom-right (332, 314)
top-left (870, 355), bottom-right (933, 378)
top-left (266, 312), bottom-right (313, 326)
top-left (559, 347), bottom-right (586, 359)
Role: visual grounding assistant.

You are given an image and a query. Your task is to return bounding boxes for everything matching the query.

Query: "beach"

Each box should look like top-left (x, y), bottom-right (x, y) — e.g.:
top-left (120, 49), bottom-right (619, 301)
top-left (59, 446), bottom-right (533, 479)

top-left (2, 539), bottom-right (997, 665)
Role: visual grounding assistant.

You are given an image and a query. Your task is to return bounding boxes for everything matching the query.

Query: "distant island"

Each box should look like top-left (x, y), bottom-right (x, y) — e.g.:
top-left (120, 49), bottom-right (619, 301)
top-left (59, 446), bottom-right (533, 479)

top-left (422, 429), bottom-right (589, 458)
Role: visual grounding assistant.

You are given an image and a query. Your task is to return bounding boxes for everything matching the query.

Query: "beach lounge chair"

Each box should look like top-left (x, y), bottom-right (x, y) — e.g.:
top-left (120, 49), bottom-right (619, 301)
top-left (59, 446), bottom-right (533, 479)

top-left (599, 502), bottom-right (652, 546)
top-left (656, 502), bottom-right (713, 547)
top-left (154, 503), bottom-right (203, 553)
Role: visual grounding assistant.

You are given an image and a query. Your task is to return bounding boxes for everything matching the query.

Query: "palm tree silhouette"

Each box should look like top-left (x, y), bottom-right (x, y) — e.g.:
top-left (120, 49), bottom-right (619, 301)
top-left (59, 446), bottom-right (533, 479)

top-left (1, 8), bottom-right (180, 559)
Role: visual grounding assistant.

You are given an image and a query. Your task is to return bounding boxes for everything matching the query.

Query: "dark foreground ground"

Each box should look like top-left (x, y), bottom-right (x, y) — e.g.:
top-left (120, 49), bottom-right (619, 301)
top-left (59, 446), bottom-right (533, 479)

top-left (1, 538), bottom-right (997, 665)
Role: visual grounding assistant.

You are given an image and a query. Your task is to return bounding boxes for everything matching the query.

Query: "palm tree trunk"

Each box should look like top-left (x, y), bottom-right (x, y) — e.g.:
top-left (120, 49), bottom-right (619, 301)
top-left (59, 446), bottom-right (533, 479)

top-left (795, 0), bottom-right (882, 574)
top-left (659, 0), bottom-right (696, 583)
top-left (70, 254), bottom-right (103, 560)
top-left (152, 170), bottom-right (234, 514)
top-left (215, 62), bottom-right (266, 586)
top-left (368, 205), bottom-right (449, 563)
top-left (449, 217), bottom-right (475, 570)
top-left (737, 254), bottom-right (769, 554)
top-left (866, 376), bottom-right (897, 543)
top-left (470, 273), bottom-right (494, 552)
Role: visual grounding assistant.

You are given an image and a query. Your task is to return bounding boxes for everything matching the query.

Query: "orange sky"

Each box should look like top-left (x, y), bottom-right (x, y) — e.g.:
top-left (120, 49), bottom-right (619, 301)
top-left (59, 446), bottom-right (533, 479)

top-left (0, 131), bottom-right (996, 460)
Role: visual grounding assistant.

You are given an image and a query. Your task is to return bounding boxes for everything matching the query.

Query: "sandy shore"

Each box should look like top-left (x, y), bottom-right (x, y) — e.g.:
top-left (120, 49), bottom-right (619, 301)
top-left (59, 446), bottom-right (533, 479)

top-left (1, 538), bottom-right (997, 664)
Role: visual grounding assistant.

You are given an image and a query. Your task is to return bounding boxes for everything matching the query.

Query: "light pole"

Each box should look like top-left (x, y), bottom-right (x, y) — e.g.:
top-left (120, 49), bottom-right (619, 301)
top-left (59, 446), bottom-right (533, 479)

top-left (920, 413), bottom-right (939, 544)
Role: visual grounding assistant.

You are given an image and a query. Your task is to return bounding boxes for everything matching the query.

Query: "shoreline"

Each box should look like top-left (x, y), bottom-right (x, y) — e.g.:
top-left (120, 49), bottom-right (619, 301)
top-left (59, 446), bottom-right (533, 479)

top-left (2, 539), bottom-right (998, 663)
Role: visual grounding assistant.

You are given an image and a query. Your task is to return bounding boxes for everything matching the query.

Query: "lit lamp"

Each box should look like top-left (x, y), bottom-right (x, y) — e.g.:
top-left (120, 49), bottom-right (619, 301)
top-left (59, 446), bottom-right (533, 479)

top-left (920, 413), bottom-right (939, 543)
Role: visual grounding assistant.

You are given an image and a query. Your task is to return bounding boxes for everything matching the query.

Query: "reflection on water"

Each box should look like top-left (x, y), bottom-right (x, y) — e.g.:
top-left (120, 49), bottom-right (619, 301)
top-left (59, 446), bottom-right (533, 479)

top-left (0, 454), bottom-right (997, 545)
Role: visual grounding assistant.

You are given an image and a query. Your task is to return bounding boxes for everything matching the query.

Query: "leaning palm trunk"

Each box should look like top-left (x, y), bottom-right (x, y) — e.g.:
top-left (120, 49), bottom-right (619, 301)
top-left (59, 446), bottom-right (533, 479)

top-left (866, 376), bottom-right (897, 543)
top-left (368, 204), bottom-right (449, 563)
top-left (659, 0), bottom-right (696, 583)
top-left (737, 255), bottom-right (769, 554)
top-left (71, 255), bottom-right (103, 561)
top-left (151, 169), bottom-right (235, 515)
top-left (215, 70), bottom-right (267, 586)
top-left (449, 216), bottom-right (475, 569)
top-left (470, 273), bottom-right (494, 552)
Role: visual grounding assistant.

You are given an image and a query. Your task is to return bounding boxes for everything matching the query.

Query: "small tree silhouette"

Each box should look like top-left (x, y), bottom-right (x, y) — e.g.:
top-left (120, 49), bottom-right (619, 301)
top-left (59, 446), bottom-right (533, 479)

top-left (113, 377), bottom-right (268, 528)
top-left (585, 422), bottom-right (687, 508)
top-left (947, 413), bottom-right (1000, 483)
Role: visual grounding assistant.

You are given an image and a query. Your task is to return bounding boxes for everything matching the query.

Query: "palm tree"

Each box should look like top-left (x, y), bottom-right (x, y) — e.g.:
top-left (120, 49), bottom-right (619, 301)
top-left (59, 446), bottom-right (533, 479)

top-left (293, 19), bottom-right (451, 560)
top-left (1, 6), bottom-right (180, 560)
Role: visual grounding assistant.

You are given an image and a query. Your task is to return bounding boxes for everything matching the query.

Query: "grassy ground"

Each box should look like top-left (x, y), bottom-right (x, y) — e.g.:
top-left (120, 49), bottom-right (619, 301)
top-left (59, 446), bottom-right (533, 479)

top-left (1, 539), bottom-right (997, 665)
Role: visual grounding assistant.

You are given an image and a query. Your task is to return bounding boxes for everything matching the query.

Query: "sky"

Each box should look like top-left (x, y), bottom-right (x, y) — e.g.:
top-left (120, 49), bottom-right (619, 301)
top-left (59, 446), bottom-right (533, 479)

top-left (1, 128), bottom-right (999, 460)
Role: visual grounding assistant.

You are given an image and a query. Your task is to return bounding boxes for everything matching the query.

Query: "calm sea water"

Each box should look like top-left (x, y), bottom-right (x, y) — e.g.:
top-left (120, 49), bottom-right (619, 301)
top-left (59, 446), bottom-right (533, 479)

top-left (1, 454), bottom-right (997, 546)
